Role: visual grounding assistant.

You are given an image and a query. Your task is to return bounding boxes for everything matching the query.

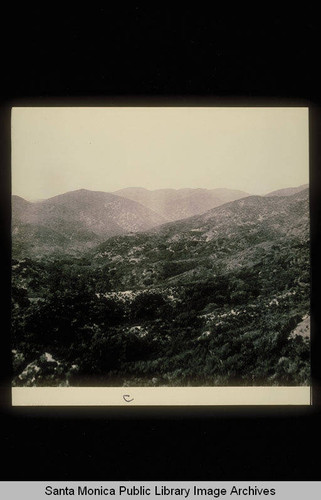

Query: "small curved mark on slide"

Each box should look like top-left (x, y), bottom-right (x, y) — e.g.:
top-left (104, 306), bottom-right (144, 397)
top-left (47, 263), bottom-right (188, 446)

top-left (123, 394), bottom-right (134, 403)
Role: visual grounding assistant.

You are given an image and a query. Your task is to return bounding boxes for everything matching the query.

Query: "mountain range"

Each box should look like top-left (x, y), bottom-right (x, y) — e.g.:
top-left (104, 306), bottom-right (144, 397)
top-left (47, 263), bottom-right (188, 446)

top-left (11, 184), bottom-right (309, 258)
top-left (11, 184), bottom-right (310, 387)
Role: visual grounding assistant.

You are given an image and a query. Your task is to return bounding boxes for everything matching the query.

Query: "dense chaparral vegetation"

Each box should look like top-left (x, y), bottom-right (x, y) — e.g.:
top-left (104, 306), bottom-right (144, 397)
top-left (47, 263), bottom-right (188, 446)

top-left (11, 188), bottom-right (310, 387)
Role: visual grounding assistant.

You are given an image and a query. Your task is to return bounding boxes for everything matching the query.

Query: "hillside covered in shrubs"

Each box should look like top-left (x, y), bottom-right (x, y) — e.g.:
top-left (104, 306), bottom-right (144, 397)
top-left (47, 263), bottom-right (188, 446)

top-left (11, 188), bottom-right (310, 387)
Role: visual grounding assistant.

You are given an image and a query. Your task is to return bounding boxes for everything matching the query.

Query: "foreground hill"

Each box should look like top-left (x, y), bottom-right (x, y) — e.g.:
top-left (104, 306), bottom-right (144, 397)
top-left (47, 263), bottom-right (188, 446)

top-left (12, 187), bottom-right (310, 387)
top-left (12, 189), bottom-right (167, 257)
top-left (114, 187), bottom-right (250, 221)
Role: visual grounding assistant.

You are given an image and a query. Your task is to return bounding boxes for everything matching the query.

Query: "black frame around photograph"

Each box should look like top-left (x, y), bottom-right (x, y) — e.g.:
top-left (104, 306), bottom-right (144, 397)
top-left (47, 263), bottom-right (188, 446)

top-left (1, 9), bottom-right (321, 481)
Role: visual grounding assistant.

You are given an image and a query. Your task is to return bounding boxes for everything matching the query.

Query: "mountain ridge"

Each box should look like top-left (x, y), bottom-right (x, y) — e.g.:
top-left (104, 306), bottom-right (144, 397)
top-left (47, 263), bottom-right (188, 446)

top-left (264, 184), bottom-right (308, 197)
top-left (12, 185), bottom-right (309, 258)
top-left (11, 189), bottom-right (168, 257)
top-left (92, 188), bottom-right (309, 291)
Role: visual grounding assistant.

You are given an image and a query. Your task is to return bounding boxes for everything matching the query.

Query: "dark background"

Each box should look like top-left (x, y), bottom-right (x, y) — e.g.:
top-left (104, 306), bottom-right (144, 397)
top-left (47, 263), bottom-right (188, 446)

top-left (1, 7), bottom-right (321, 480)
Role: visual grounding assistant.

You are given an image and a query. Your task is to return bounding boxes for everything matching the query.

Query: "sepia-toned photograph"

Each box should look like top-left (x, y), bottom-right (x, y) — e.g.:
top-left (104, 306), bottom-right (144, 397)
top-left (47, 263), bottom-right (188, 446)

top-left (11, 107), bottom-right (310, 404)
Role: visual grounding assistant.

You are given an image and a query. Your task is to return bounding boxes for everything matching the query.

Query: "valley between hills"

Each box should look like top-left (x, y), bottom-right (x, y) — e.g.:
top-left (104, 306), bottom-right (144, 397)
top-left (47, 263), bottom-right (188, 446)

top-left (11, 184), bottom-right (310, 387)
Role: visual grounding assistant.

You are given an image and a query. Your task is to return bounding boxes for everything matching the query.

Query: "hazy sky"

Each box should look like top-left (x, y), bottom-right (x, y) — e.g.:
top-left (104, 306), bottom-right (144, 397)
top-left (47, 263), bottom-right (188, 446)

top-left (11, 107), bottom-right (309, 200)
